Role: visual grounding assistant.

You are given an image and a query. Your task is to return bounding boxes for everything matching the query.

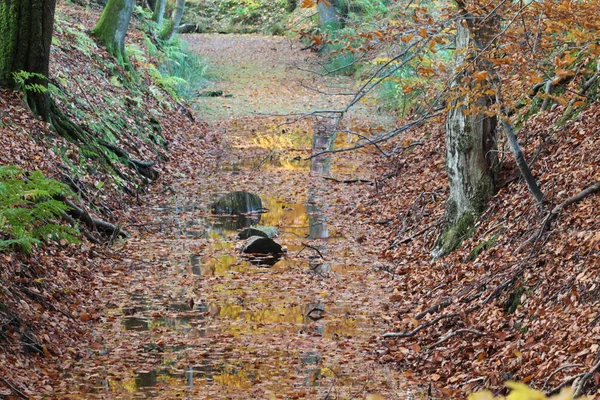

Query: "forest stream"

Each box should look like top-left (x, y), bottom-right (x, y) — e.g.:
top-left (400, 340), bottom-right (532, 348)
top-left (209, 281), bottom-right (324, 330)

top-left (63, 34), bottom-right (414, 399)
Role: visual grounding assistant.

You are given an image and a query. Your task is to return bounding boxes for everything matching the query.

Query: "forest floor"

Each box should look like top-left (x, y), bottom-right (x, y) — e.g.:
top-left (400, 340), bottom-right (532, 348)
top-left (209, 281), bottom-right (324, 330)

top-left (1, 5), bottom-right (599, 399)
top-left (53, 34), bottom-right (415, 398)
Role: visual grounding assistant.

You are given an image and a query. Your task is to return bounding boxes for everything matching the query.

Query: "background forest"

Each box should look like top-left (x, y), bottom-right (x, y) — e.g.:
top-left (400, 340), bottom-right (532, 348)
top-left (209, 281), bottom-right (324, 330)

top-left (0, 0), bottom-right (599, 398)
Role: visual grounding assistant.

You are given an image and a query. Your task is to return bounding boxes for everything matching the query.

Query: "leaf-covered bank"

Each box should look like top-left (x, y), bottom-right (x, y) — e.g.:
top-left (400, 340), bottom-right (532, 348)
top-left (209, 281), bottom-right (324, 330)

top-left (0, 3), bottom-right (217, 396)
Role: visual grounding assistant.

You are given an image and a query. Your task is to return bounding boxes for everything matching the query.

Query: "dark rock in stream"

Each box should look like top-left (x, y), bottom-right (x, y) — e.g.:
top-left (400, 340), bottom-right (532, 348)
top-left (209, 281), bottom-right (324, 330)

top-left (237, 226), bottom-right (280, 240)
top-left (242, 235), bottom-right (283, 254)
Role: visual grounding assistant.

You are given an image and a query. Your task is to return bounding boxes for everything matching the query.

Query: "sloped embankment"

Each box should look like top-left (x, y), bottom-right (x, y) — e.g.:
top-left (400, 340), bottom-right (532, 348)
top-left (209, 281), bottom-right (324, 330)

top-left (368, 100), bottom-right (600, 396)
top-left (0, 4), bottom-right (218, 396)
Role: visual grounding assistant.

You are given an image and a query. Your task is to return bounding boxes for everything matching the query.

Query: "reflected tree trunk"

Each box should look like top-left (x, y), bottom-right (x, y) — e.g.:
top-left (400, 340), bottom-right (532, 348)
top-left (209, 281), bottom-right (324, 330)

top-left (311, 117), bottom-right (337, 177)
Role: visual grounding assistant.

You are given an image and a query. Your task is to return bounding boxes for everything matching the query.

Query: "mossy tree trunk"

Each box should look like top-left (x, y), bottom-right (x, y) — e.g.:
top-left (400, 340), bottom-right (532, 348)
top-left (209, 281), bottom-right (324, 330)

top-left (159, 0), bottom-right (186, 41)
top-left (152, 0), bottom-right (166, 26)
top-left (92, 0), bottom-right (134, 65)
top-left (0, 0), bottom-right (56, 119)
top-left (432, 18), bottom-right (499, 258)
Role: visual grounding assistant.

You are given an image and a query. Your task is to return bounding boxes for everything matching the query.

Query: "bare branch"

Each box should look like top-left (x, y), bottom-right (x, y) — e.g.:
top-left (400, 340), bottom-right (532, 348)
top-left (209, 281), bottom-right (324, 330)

top-left (427, 328), bottom-right (486, 349)
top-left (383, 311), bottom-right (462, 339)
top-left (304, 112), bottom-right (440, 160)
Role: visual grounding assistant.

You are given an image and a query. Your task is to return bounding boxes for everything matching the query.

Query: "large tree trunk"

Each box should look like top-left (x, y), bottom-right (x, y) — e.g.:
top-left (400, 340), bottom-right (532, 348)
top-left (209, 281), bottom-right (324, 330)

top-left (159, 0), bottom-right (186, 41)
top-left (317, 0), bottom-right (341, 29)
top-left (92, 0), bottom-right (135, 64)
top-left (152, 0), bottom-right (166, 26)
top-left (432, 20), bottom-right (498, 258)
top-left (0, 0), bottom-right (57, 119)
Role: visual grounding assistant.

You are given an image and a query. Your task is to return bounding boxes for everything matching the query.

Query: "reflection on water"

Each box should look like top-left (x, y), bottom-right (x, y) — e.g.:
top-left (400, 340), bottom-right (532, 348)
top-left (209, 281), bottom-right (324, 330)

top-left (112, 190), bottom-right (364, 396)
top-left (211, 191), bottom-right (263, 232)
top-left (122, 317), bottom-right (148, 331)
top-left (310, 117), bottom-right (337, 177)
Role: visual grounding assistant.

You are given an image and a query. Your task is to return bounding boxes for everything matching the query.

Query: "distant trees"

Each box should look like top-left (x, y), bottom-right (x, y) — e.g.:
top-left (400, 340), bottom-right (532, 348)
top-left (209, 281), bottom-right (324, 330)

top-left (152, 0), bottom-right (167, 25)
top-left (92, 0), bottom-right (135, 65)
top-left (303, 0), bottom-right (595, 256)
top-left (158, 0), bottom-right (186, 41)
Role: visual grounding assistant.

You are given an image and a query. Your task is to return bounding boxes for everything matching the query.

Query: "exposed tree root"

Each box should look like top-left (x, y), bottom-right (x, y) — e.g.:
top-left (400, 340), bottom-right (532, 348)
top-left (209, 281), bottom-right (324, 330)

top-left (427, 328), bottom-right (485, 349)
top-left (516, 181), bottom-right (600, 253)
top-left (63, 198), bottom-right (128, 239)
top-left (99, 140), bottom-right (159, 181)
top-left (56, 195), bottom-right (128, 239)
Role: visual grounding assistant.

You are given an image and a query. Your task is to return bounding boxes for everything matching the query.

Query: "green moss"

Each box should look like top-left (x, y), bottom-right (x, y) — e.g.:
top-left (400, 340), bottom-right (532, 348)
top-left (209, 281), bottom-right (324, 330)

top-left (92, 0), bottom-right (132, 65)
top-left (434, 212), bottom-right (476, 257)
top-left (471, 182), bottom-right (493, 214)
top-left (468, 233), bottom-right (499, 261)
top-left (504, 285), bottom-right (525, 314)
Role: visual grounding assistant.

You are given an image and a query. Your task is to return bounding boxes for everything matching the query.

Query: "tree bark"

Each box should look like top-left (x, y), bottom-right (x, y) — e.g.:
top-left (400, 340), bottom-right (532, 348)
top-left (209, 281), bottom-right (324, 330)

top-left (92, 0), bottom-right (135, 64)
top-left (317, 0), bottom-right (341, 29)
top-left (432, 19), bottom-right (499, 258)
top-left (152, 0), bottom-right (166, 26)
top-left (159, 0), bottom-right (186, 41)
top-left (0, 0), bottom-right (56, 119)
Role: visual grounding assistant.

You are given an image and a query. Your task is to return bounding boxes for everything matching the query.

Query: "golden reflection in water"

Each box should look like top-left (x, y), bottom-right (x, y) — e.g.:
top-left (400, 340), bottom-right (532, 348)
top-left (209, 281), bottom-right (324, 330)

top-left (213, 366), bottom-right (253, 389)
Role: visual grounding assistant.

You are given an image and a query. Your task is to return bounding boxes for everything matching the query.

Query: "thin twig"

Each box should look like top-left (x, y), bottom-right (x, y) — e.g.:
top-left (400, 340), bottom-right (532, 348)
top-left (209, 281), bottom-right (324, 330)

top-left (542, 364), bottom-right (582, 391)
top-left (573, 360), bottom-right (600, 397)
top-left (0, 376), bottom-right (29, 399)
top-left (383, 311), bottom-right (462, 339)
top-left (427, 328), bottom-right (485, 349)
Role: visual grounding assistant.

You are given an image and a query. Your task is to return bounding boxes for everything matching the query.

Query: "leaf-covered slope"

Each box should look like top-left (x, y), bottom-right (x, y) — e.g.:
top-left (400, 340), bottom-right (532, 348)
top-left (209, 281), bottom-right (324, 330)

top-left (367, 101), bottom-right (600, 396)
top-left (0, 3), bottom-right (217, 396)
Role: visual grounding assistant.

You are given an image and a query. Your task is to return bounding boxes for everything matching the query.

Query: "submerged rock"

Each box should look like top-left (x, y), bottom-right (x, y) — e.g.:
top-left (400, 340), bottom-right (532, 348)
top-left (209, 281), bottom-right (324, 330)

top-left (242, 235), bottom-right (283, 254)
top-left (237, 226), bottom-right (279, 240)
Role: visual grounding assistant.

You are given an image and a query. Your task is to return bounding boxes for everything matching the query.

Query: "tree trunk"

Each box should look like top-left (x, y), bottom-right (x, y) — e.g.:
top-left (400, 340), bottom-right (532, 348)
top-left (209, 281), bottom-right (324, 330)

top-left (317, 0), bottom-right (340, 29)
top-left (432, 20), bottom-right (498, 258)
top-left (159, 0), bottom-right (186, 41)
top-left (286, 0), bottom-right (297, 12)
top-left (0, 0), bottom-right (57, 119)
top-left (92, 0), bottom-right (134, 64)
top-left (152, 0), bottom-right (166, 26)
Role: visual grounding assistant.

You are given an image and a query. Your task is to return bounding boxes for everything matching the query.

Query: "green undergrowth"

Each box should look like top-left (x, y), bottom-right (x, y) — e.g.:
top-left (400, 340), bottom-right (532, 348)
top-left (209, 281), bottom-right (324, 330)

top-left (45, 8), bottom-right (213, 188)
top-left (184, 0), bottom-right (289, 34)
top-left (0, 166), bottom-right (79, 254)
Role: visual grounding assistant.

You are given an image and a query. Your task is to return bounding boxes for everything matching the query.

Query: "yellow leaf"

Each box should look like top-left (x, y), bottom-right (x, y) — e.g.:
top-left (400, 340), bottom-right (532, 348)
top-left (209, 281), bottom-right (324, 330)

top-left (419, 27), bottom-right (428, 38)
top-left (506, 381), bottom-right (546, 400)
top-left (468, 391), bottom-right (494, 400)
top-left (513, 350), bottom-right (523, 357)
